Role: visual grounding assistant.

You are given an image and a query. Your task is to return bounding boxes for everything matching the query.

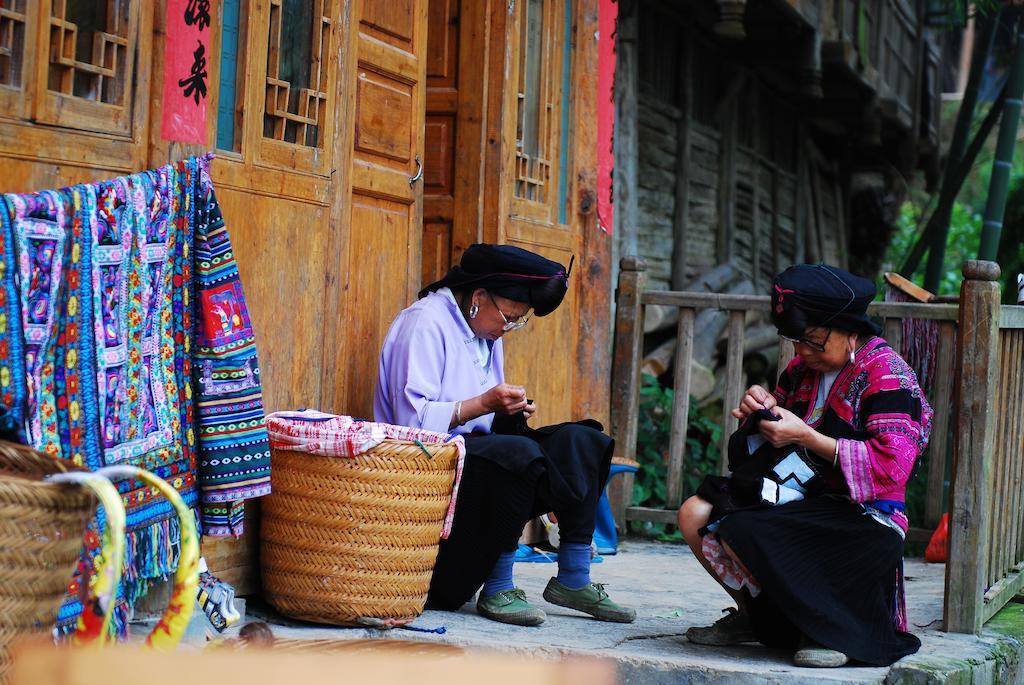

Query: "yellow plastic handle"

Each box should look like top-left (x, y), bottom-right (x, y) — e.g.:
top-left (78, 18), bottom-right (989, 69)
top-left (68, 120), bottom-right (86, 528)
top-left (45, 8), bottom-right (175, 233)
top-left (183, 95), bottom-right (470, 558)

top-left (45, 471), bottom-right (126, 646)
top-left (95, 465), bottom-right (199, 650)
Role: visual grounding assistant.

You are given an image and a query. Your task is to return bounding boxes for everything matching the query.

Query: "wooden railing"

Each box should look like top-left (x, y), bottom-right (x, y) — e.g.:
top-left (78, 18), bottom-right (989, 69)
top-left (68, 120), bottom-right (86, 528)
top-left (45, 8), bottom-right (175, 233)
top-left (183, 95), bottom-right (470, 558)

top-left (609, 257), bottom-right (1024, 634)
top-left (945, 261), bottom-right (1024, 633)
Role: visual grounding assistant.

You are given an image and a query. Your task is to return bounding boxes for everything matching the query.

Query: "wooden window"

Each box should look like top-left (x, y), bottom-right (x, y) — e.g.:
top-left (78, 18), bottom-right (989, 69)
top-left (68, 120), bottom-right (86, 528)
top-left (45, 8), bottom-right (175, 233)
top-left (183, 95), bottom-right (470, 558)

top-left (513, 0), bottom-right (565, 219)
top-left (217, 0), bottom-right (248, 152)
top-left (33, 0), bottom-right (140, 135)
top-left (258, 0), bottom-right (334, 172)
top-left (0, 0), bottom-right (29, 118)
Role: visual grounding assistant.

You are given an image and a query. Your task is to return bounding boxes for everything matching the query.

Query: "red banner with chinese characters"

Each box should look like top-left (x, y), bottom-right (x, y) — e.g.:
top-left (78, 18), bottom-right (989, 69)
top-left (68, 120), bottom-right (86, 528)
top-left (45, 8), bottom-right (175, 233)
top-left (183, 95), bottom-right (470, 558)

top-left (597, 0), bottom-right (617, 234)
top-left (161, 0), bottom-right (211, 144)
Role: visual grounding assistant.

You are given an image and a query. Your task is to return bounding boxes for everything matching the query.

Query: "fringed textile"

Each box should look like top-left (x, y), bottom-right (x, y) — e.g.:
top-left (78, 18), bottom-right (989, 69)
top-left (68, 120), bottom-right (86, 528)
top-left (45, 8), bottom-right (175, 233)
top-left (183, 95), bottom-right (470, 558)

top-left (0, 156), bottom-right (270, 632)
top-left (884, 284), bottom-right (939, 396)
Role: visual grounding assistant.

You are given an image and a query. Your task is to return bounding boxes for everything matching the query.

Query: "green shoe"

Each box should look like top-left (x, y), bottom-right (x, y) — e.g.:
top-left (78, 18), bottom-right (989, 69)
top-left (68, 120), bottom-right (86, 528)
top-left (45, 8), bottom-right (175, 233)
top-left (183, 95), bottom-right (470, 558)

top-left (542, 578), bottom-right (636, 623)
top-left (476, 588), bottom-right (546, 626)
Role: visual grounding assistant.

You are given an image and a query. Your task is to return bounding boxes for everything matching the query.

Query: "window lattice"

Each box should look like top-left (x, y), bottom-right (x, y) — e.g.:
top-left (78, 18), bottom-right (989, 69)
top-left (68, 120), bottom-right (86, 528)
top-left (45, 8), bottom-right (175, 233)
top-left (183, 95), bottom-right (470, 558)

top-left (515, 0), bottom-right (556, 204)
top-left (47, 0), bottom-right (131, 104)
top-left (263, 0), bottom-right (331, 148)
top-left (0, 0), bottom-right (26, 89)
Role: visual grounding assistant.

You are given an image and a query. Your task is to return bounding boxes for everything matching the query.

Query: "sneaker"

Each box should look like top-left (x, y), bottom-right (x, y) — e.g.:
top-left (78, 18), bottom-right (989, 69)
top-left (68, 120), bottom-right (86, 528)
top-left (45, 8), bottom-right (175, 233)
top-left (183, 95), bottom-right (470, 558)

top-left (686, 607), bottom-right (757, 646)
top-left (793, 639), bottom-right (849, 668)
top-left (542, 578), bottom-right (636, 623)
top-left (476, 588), bottom-right (546, 626)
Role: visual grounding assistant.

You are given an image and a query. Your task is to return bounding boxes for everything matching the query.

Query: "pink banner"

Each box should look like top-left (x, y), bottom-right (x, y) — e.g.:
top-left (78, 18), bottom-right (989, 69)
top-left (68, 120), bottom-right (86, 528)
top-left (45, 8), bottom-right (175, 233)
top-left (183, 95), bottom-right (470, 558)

top-left (597, 0), bottom-right (617, 234)
top-left (161, 0), bottom-right (211, 145)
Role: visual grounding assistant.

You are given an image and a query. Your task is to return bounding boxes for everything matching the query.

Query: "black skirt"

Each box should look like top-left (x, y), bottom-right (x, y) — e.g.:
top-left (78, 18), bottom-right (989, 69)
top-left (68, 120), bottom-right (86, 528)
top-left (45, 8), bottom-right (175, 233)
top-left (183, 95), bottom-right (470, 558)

top-left (426, 421), bottom-right (613, 610)
top-left (715, 495), bottom-right (921, 666)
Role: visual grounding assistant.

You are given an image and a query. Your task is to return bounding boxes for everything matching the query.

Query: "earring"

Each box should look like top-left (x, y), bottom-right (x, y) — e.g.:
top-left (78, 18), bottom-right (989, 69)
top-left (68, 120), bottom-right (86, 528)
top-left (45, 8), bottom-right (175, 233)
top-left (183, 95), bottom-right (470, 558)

top-left (469, 303), bottom-right (479, 319)
top-left (849, 348), bottom-right (856, 364)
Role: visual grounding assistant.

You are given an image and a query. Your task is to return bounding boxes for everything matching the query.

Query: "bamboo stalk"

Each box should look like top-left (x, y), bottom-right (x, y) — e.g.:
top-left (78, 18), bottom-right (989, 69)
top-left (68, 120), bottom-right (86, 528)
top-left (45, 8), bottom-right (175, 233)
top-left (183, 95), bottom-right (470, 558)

top-left (978, 21), bottom-right (1024, 260)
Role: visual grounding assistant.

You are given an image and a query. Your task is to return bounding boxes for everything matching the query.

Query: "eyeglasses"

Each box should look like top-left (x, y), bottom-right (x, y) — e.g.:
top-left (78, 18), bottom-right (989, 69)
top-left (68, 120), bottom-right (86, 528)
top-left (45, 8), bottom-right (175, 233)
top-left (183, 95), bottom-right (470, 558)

top-left (780, 328), bottom-right (831, 352)
top-left (488, 292), bottom-right (531, 332)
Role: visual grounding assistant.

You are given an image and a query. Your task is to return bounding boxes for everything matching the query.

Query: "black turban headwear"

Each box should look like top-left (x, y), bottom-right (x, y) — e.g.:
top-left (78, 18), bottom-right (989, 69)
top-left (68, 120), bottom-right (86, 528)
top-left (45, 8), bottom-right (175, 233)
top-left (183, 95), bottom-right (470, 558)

top-left (770, 264), bottom-right (881, 339)
top-left (420, 243), bottom-right (572, 317)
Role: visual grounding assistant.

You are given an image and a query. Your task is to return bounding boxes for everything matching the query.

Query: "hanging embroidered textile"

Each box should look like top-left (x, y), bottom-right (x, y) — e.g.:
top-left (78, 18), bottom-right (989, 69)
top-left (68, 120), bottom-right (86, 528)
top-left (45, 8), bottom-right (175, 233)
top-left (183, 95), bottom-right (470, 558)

top-left (0, 156), bottom-right (270, 627)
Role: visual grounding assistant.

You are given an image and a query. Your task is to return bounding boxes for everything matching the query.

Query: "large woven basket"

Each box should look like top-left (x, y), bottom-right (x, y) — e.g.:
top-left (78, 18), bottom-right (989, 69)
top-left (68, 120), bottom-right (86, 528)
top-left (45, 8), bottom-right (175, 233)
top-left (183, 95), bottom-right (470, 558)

top-left (0, 442), bottom-right (95, 678)
top-left (261, 440), bottom-right (460, 625)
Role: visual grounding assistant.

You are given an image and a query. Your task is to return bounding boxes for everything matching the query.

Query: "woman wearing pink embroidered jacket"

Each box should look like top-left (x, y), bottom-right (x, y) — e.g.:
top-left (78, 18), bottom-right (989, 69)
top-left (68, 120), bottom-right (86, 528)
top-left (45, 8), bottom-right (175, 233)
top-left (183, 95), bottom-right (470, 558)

top-left (677, 264), bottom-right (933, 668)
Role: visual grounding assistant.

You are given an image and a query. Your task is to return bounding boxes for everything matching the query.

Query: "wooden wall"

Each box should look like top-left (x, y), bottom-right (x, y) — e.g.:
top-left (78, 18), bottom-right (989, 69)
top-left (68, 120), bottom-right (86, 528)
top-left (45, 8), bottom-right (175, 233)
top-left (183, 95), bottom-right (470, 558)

top-left (1, 2), bottom-right (610, 597)
top-left (0, 0), bottom-right (608, 424)
top-left (624, 3), bottom-right (850, 292)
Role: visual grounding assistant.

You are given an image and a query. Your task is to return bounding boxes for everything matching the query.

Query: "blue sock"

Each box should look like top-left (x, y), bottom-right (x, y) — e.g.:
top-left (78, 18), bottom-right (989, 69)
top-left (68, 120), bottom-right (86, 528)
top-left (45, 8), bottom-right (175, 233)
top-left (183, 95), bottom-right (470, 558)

top-left (556, 542), bottom-right (591, 590)
top-left (481, 550), bottom-right (516, 598)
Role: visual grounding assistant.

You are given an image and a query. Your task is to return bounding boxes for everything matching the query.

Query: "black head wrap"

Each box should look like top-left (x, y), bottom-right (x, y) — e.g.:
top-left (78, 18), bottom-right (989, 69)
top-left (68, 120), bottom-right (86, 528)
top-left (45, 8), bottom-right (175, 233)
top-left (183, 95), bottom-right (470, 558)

top-left (420, 243), bottom-right (572, 316)
top-left (770, 264), bottom-right (881, 339)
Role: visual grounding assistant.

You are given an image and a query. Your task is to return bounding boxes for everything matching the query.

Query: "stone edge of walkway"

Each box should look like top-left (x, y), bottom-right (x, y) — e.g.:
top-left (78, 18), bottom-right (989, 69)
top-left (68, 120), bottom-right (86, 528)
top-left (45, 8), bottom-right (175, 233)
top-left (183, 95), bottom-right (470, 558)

top-left (886, 602), bottom-right (1024, 685)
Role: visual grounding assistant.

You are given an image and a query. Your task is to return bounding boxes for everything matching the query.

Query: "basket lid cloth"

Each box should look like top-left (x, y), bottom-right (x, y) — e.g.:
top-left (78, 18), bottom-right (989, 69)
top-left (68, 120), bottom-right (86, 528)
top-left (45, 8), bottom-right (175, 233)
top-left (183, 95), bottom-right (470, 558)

top-left (266, 410), bottom-right (465, 538)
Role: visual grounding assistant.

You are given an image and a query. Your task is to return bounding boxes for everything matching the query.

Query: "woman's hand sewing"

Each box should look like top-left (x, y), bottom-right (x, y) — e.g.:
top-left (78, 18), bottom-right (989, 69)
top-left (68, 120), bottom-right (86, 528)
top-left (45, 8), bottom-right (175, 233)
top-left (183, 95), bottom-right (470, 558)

top-left (482, 383), bottom-right (529, 416)
top-left (731, 384), bottom-right (777, 421)
top-left (523, 400), bottom-right (536, 420)
top-left (757, 406), bottom-right (812, 447)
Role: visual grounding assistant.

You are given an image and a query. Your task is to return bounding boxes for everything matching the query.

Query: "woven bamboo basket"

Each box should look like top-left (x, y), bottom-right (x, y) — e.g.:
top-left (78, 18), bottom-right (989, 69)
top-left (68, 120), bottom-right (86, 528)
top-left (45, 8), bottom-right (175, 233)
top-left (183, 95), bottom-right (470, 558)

top-left (261, 440), bottom-right (460, 625)
top-left (0, 442), bottom-right (95, 679)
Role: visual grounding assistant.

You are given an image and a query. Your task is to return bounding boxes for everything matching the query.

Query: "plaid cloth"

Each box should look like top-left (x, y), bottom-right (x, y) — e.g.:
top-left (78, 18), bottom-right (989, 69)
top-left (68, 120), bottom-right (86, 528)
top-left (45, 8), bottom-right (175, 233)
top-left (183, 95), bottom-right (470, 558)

top-left (266, 410), bottom-right (465, 538)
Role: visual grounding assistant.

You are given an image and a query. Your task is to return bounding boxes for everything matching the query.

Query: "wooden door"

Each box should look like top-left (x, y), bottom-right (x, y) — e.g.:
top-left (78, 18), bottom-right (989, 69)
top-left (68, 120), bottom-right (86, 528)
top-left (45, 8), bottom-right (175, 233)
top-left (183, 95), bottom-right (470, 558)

top-left (422, 0), bottom-right (488, 287)
top-left (492, 0), bottom-right (581, 425)
top-left (336, 0), bottom-right (429, 417)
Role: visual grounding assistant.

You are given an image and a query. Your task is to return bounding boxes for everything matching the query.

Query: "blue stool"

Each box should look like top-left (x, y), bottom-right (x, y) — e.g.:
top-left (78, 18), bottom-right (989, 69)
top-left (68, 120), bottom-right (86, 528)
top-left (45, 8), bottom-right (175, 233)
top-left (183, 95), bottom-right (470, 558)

top-left (592, 460), bottom-right (639, 555)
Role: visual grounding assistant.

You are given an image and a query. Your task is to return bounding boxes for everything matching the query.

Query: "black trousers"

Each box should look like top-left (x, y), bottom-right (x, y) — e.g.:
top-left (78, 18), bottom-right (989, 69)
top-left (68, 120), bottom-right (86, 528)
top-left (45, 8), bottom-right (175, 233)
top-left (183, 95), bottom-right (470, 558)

top-left (426, 424), bottom-right (613, 610)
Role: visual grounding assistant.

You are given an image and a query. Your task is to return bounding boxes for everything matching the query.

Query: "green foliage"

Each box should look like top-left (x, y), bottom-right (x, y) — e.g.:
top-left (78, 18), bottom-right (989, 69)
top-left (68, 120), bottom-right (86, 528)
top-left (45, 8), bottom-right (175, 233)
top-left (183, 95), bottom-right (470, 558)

top-left (884, 200), bottom-right (982, 297)
top-left (629, 373), bottom-right (721, 542)
top-left (884, 99), bottom-right (1024, 300)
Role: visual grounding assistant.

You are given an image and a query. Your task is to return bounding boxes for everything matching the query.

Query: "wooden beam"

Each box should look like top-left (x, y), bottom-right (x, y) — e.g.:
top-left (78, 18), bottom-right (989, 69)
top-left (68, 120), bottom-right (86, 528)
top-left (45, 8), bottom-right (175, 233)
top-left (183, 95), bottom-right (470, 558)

top-left (716, 72), bottom-right (744, 264)
top-left (721, 311), bottom-right (745, 475)
top-left (945, 260), bottom-right (1001, 635)
top-left (614, 0), bottom-right (639, 257)
top-left (608, 257), bottom-right (648, 530)
top-left (625, 506), bottom-right (679, 524)
top-left (640, 290), bottom-right (961, 321)
top-left (670, 26), bottom-right (694, 290)
top-left (666, 309), bottom-right (695, 509)
top-left (571, 0), bottom-right (613, 429)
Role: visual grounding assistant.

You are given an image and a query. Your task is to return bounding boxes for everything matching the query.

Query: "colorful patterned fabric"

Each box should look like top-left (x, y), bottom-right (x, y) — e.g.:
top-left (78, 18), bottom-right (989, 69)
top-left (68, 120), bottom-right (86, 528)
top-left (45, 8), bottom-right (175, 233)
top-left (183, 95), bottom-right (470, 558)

top-left (0, 156), bottom-right (270, 625)
top-left (773, 336), bottom-right (933, 534)
top-left (267, 409), bottom-right (465, 538)
top-left (771, 336), bottom-right (932, 634)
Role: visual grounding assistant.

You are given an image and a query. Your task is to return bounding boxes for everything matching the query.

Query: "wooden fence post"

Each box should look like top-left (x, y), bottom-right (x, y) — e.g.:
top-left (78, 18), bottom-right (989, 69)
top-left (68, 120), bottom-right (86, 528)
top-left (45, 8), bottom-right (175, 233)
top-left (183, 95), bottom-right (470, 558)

top-left (945, 260), bottom-right (1001, 634)
top-left (609, 256), bottom-right (647, 531)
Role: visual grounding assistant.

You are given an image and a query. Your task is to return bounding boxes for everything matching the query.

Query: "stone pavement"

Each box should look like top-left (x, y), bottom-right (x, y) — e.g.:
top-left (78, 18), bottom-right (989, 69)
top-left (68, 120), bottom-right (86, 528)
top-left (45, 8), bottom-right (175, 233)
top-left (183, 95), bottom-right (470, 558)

top-left (179, 540), bottom-right (1024, 684)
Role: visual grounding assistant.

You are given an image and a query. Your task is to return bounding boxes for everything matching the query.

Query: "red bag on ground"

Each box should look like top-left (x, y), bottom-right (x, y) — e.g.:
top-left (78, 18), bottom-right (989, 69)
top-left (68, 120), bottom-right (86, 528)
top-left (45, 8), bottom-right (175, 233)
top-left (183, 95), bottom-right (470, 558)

top-left (925, 513), bottom-right (949, 563)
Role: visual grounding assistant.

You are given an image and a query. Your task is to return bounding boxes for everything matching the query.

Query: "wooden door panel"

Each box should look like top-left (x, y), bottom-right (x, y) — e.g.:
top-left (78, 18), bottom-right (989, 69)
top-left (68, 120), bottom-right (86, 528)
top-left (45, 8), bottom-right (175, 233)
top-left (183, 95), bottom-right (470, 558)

top-left (423, 0), bottom-right (460, 287)
top-left (422, 221), bottom-right (452, 286)
top-left (216, 188), bottom-right (329, 413)
top-left (502, 242), bottom-right (577, 426)
top-left (355, 70), bottom-right (414, 162)
top-left (342, 0), bottom-right (427, 416)
top-left (424, 116), bottom-right (455, 195)
top-left (346, 196), bottom-right (418, 418)
top-left (360, 1), bottom-right (417, 49)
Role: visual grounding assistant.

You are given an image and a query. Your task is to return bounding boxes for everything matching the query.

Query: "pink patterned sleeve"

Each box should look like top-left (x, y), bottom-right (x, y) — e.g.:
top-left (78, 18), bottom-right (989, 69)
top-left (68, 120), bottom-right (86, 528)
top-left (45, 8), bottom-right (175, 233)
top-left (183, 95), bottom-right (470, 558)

top-left (837, 365), bottom-right (933, 503)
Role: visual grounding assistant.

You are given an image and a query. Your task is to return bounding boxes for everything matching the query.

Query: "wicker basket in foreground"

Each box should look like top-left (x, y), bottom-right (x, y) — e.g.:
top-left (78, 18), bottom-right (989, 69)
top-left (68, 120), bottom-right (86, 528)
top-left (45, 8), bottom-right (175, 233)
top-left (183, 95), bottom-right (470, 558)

top-left (0, 442), bottom-right (95, 679)
top-left (261, 440), bottom-right (460, 625)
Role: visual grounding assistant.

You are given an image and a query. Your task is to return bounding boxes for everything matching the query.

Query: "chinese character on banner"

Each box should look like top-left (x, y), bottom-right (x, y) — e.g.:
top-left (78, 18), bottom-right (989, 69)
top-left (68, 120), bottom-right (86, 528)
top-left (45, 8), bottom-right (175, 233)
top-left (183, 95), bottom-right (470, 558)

top-left (161, 0), bottom-right (211, 144)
